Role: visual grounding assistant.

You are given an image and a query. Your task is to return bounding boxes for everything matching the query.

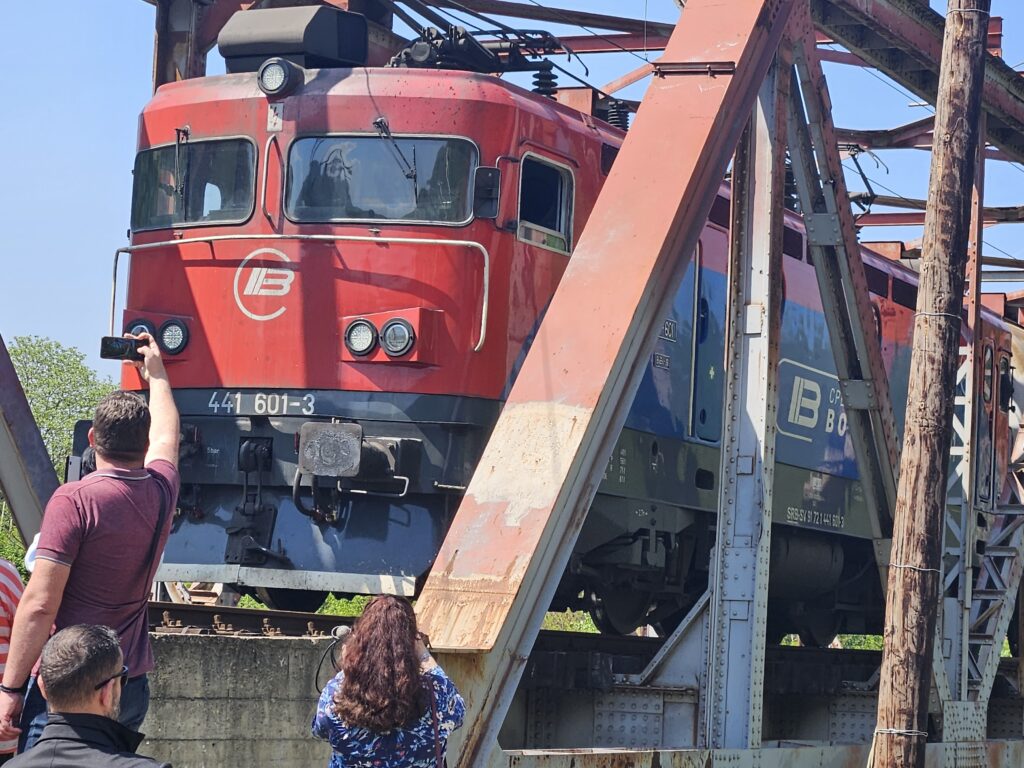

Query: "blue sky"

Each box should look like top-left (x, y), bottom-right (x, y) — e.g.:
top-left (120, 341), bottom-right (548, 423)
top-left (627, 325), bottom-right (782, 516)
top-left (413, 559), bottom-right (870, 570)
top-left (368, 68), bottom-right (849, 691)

top-left (1, 1), bottom-right (1021, 376)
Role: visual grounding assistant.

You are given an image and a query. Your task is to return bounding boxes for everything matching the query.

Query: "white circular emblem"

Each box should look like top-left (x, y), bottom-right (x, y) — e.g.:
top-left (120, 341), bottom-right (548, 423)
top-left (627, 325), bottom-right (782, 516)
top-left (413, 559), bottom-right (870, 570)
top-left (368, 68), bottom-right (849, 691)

top-left (233, 248), bottom-right (295, 321)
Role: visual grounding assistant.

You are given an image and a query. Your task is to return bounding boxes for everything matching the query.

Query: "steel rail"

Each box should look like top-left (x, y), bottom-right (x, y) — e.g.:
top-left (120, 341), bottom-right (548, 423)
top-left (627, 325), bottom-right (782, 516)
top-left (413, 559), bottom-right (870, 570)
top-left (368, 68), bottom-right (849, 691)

top-left (149, 601), bottom-right (354, 637)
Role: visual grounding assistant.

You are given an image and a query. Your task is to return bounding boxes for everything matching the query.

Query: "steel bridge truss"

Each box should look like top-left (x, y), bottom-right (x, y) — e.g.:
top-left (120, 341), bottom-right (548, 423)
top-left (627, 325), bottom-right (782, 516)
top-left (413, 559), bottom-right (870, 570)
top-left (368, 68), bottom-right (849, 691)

top-left (0, 334), bottom-right (52, 543)
top-left (131, 0), bottom-right (1024, 765)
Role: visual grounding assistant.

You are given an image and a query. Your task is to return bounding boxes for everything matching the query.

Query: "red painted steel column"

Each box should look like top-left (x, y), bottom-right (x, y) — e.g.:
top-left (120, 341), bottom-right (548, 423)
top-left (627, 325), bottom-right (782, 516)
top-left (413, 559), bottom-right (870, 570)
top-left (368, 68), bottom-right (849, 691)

top-left (415, 1), bottom-right (796, 765)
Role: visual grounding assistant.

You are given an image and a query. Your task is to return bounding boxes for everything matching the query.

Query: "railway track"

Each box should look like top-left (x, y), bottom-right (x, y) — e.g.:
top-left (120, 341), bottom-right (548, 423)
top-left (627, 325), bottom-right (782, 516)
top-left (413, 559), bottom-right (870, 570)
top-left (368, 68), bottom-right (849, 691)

top-left (147, 601), bottom-right (890, 698)
top-left (149, 601), bottom-right (353, 637)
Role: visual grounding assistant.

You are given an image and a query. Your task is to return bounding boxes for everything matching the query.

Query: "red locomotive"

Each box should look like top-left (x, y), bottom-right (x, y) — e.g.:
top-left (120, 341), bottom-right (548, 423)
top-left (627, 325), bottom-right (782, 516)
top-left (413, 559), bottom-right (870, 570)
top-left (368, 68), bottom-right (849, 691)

top-left (85, 5), bottom-right (1018, 639)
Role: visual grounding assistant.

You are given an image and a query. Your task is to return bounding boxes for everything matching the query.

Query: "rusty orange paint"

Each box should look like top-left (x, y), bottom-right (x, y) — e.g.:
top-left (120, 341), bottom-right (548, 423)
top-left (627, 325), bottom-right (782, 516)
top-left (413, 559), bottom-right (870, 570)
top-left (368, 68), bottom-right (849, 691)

top-left (419, 0), bottom-right (798, 653)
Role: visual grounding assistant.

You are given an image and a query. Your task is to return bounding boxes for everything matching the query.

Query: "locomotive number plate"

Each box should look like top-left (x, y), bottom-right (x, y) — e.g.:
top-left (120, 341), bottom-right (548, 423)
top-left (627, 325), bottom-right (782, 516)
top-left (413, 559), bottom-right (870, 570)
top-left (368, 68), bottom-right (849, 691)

top-left (207, 391), bottom-right (316, 416)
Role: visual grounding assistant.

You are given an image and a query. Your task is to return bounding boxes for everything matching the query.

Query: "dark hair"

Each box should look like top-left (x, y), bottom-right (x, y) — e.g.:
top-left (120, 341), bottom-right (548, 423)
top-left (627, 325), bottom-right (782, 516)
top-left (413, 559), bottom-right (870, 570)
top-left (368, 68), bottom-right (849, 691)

top-left (40, 625), bottom-right (122, 709)
top-left (92, 391), bottom-right (150, 462)
top-left (334, 596), bottom-right (428, 731)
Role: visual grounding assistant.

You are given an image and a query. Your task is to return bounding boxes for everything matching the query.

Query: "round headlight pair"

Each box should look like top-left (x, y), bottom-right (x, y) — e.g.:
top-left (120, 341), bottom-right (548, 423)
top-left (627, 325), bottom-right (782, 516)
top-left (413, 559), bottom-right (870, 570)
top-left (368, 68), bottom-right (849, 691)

top-left (126, 318), bottom-right (189, 355)
top-left (344, 319), bottom-right (415, 358)
top-left (258, 58), bottom-right (299, 97)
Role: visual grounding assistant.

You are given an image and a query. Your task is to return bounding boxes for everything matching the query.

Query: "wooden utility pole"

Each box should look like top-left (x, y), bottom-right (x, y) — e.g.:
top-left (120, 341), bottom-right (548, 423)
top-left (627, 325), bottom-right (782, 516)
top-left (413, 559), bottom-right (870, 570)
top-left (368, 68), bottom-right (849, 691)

top-left (871, 2), bottom-right (992, 767)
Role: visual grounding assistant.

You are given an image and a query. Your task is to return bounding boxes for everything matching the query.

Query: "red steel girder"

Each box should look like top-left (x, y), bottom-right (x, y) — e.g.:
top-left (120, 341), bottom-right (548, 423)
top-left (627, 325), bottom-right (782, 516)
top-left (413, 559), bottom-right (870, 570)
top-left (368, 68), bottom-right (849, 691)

top-left (416, 0), bottom-right (796, 764)
top-left (814, 0), bottom-right (1024, 163)
top-left (854, 194), bottom-right (1024, 227)
top-left (555, 32), bottom-right (670, 54)
top-left (836, 119), bottom-right (1010, 160)
top-left (837, 116), bottom-right (935, 150)
top-left (429, 0), bottom-right (674, 36)
top-left (602, 60), bottom-right (658, 94)
top-left (815, 15), bottom-right (1003, 58)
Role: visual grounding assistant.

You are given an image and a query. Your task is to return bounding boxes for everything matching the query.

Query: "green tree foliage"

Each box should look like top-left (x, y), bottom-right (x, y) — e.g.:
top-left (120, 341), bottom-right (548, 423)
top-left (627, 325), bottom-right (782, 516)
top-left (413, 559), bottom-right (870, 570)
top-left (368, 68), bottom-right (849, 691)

top-left (0, 336), bottom-right (116, 574)
top-left (8, 336), bottom-right (116, 473)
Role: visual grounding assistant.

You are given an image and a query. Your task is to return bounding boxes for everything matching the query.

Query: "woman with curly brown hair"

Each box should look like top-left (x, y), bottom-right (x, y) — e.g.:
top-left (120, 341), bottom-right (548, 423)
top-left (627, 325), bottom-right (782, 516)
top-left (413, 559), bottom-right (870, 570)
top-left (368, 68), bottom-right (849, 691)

top-left (312, 595), bottom-right (465, 768)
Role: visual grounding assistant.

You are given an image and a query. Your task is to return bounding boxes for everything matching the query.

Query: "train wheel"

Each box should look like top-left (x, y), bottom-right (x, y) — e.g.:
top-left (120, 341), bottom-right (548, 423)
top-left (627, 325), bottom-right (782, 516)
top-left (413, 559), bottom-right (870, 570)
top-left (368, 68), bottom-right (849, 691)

top-left (588, 588), bottom-right (654, 635)
top-left (255, 587), bottom-right (329, 613)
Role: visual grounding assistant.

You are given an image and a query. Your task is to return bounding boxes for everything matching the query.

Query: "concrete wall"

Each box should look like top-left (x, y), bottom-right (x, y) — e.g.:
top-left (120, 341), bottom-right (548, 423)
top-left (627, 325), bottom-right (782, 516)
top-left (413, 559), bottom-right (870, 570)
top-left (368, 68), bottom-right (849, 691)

top-left (143, 634), bottom-right (335, 768)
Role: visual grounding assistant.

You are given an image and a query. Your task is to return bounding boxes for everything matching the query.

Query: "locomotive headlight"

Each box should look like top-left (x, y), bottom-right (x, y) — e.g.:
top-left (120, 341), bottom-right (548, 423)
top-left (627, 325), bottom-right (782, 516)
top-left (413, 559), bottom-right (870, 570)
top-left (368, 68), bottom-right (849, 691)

top-left (125, 320), bottom-right (156, 338)
top-left (258, 58), bottom-right (297, 97)
top-left (380, 319), bottom-right (415, 357)
top-left (345, 319), bottom-right (378, 356)
top-left (158, 319), bottom-right (189, 355)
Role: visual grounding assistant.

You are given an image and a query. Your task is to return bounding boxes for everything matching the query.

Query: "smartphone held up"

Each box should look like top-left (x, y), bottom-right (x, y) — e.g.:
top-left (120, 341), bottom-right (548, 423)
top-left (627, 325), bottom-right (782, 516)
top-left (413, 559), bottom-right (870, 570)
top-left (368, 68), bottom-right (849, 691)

top-left (99, 336), bottom-right (146, 362)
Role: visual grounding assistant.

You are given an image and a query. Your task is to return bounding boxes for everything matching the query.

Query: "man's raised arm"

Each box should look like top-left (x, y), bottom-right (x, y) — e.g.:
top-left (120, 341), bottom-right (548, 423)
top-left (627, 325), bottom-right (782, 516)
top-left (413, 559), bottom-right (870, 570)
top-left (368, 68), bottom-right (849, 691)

top-left (131, 333), bottom-right (180, 467)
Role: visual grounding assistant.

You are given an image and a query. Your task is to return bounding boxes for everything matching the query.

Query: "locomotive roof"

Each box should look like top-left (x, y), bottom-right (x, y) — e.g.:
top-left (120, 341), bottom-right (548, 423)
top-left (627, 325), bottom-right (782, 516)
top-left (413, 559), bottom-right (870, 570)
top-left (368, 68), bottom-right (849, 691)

top-left (145, 65), bottom-right (624, 147)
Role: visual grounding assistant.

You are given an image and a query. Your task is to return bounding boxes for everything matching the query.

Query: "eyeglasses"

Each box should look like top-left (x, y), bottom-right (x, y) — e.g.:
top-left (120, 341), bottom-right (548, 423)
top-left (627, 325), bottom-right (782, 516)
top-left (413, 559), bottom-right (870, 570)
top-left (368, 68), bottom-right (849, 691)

top-left (93, 665), bottom-right (129, 691)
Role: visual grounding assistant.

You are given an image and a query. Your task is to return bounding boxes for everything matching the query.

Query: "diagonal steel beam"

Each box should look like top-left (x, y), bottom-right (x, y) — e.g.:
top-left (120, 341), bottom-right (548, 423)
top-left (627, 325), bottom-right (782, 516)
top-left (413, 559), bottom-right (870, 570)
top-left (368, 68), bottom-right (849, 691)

top-left (428, 0), bottom-right (675, 36)
top-left (0, 335), bottom-right (54, 542)
top-left (602, 60), bottom-right (659, 94)
top-left (415, 1), bottom-right (797, 765)
top-left (786, 5), bottom-right (900, 541)
top-left (815, 0), bottom-right (1024, 163)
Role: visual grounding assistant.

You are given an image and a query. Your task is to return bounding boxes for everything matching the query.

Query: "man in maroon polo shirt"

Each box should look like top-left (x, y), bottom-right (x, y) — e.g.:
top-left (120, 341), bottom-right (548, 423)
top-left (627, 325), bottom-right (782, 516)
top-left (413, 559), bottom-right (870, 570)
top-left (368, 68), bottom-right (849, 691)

top-left (0, 334), bottom-right (179, 751)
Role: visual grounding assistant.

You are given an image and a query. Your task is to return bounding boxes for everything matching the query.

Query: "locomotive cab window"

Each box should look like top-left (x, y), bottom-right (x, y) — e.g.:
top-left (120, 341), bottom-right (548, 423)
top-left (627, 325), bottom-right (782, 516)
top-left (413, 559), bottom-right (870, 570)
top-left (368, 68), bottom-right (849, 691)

top-left (285, 136), bottom-right (477, 224)
top-left (131, 138), bottom-right (256, 231)
top-left (518, 156), bottom-right (574, 253)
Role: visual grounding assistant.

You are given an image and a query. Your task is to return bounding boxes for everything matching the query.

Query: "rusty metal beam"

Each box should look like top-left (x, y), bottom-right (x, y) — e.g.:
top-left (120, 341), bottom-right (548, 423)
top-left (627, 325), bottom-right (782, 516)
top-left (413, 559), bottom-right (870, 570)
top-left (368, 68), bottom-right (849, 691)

top-left (837, 118), bottom-right (1011, 160)
top-left (0, 335), bottom-right (54, 542)
top-left (837, 115), bottom-right (934, 149)
top-left (854, 195), bottom-right (1024, 227)
top-left (555, 32), bottom-right (670, 54)
top-left (816, 15), bottom-right (1003, 57)
top-left (428, 0), bottom-right (675, 36)
top-left (814, 0), bottom-right (1024, 163)
top-left (153, 0), bottom-right (208, 89)
top-left (416, 1), bottom-right (797, 766)
top-left (816, 47), bottom-right (866, 66)
top-left (601, 60), bottom-right (658, 94)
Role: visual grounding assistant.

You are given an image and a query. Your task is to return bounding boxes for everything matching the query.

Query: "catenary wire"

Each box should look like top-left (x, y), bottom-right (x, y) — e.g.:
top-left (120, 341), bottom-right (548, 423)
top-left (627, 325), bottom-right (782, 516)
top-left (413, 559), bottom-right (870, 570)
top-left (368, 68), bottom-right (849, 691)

top-left (842, 162), bottom-right (1021, 261)
top-left (516, 0), bottom-right (656, 64)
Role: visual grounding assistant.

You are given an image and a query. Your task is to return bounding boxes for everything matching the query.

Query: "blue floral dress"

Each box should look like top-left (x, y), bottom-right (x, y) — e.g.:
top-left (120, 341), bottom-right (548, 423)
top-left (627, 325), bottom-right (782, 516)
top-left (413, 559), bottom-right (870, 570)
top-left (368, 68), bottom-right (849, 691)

top-left (312, 666), bottom-right (466, 768)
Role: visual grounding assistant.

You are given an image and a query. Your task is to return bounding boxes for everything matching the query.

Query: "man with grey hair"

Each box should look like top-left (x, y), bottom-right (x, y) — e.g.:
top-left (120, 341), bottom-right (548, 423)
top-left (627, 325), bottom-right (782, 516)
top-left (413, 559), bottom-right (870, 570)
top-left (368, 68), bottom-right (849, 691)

top-left (6, 626), bottom-right (169, 767)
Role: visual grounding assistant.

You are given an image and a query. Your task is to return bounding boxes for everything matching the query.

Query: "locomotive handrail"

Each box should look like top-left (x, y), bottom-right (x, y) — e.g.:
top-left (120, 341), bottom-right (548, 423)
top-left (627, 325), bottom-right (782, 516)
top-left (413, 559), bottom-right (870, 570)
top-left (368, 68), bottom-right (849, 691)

top-left (261, 135), bottom-right (279, 224)
top-left (110, 234), bottom-right (490, 351)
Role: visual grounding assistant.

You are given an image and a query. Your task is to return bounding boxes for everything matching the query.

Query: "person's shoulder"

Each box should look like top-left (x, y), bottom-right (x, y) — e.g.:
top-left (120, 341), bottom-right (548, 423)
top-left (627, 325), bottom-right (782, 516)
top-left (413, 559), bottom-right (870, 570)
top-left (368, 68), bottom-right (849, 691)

top-left (0, 558), bottom-right (23, 587)
top-left (146, 459), bottom-right (180, 485)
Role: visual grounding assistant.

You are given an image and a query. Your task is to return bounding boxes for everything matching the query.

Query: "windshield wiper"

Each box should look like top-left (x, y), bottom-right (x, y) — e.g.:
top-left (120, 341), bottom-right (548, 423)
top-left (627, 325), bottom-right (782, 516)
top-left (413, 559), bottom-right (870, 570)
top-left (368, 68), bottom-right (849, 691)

top-left (174, 126), bottom-right (191, 215)
top-left (373, 117), bottom-right (418, 201)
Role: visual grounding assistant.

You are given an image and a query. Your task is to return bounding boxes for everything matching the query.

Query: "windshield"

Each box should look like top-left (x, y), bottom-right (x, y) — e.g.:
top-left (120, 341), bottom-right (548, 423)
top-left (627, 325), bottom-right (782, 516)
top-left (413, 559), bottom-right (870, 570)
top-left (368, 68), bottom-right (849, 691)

top-left (286, 136), bottom-right (476, 224)
top-left (131, 138), bottom-right (256, 231)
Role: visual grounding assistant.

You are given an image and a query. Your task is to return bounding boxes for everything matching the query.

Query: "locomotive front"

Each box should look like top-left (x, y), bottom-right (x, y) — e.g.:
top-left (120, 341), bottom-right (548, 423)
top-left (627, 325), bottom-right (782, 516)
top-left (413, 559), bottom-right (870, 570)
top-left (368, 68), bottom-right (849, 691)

top-left (100, 7), bottom-right (612, 609)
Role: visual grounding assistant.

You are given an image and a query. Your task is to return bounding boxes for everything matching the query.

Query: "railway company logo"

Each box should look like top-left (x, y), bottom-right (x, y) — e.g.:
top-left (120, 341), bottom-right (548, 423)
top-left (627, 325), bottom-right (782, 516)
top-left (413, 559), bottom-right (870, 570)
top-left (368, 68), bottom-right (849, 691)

top-left (788, 376), bottom-right (822, 429)
top-left (233, 248), bottom-right (295, 321)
